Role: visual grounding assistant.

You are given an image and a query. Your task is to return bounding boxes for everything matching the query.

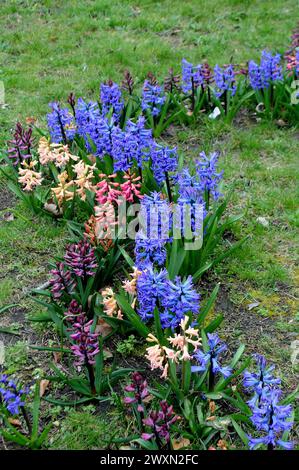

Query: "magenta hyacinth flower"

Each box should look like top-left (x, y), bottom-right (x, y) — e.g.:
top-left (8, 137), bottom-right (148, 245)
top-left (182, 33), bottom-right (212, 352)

top-left (70, 318), bottom-right (100, 366)
top-left (142, 400), bottom-right (179, 445)
top-left (124, 372), bottom-right (149, 412)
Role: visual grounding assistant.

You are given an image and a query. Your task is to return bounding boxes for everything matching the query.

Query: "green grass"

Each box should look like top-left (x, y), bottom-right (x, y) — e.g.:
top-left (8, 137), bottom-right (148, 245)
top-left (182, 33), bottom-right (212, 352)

top-left (0, 0), bottom-right (298, 450)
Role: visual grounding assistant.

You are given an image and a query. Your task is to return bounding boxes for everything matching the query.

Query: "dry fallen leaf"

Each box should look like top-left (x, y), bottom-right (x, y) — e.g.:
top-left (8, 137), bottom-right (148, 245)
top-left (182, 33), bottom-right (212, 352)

top-left (53, 351), bottom-right (62, 363)
top-left (39, 379), bottom-right (50, 397)
top-left (8, 418), bottom-right (22, 427)
top-left (172, 438), bottom-right (190, 450)
top-left (95, 318), bottom-right (113, 337)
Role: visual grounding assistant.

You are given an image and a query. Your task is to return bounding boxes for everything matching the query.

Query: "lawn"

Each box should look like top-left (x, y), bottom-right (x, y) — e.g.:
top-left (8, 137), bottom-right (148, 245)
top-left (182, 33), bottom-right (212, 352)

top-left (0, 0), bottom-right (298, 451)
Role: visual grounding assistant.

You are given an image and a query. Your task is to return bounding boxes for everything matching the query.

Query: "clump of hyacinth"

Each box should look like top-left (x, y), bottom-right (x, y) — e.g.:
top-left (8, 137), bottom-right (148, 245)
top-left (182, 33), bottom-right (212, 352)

top-left (243, 354), bottom-right (281, 409)
top-left (142, 400), bottom-right (179, 448)
top-left (100, 80), bottom-right (124, 121)
top-left (8, 122), bottom-right (34, 166)
top-left (18, 161), bottom-right (43, 192)
top-left (120, 171), bottom-right (143, 202)
top-left (64, 240), bottom-right (97, 279)
top-left (248, 389), bottom-right (294, 450)
top-left (191, 333), bottom-right (232, 390)
top-left (122, 267), bottom-right (142, 296)
top-left (49, 262), bottom-right (75, 299)
top-left (285, 49), bottom-right (299, 77)
top-left (0, 375), bottom-right (28, 415)
top-left (51, 171), bottom-right (75, 207)
top-left (124, 372), bottom-right (149, 414)
top-left (214, 64), bottom-right (236, 98)
top-left (196, 151), bottom-right (223, 200)
top-left (146, 316), bottom-right (201, 378)
top-left (121, 69), bottom-right (134, 95)
top-left (70, 317), bottom-right (100, 367)
top-left (139, 192), bottom-right (172, 240)
top-left (47, 102), bottom-right (76, 143)
top-left (72, 160), bottom-right (96, 200)
top-left (101, 287), bottom-right (123, 319)
top-left (136, 265), bottom-right (168, 322)
top-left (38, 137), bottom-right (79, 167)
top-left (151, 143), bottom-right (178, 186)
top-left (141, 77), bottom-right (166, 117)
top-left (248, 51), bottom-right (283, 90)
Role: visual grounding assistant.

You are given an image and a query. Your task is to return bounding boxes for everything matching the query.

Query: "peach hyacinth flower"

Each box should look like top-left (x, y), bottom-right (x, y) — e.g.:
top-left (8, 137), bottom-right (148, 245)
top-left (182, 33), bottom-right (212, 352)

top-left (18, 161), bottom-right (43, 191)
top-left (51, 171), bottom-right (75, 206)
top-left (73, 160), bottom-right (96, 201)
top-left (101, 287), bottom-right (123, 320)
top-left (145, 317), bottom-right (201, 379)
top-left (122, 267), bottom-right (143, 295)
top-left (38, 137), bottom-right (79, 167)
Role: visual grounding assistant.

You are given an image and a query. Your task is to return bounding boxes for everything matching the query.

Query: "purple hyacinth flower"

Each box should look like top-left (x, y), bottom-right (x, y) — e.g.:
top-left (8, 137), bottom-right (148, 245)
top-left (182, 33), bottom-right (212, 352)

top-left (47, 102), bottom-right (76, 143)
top-left (192, 333), bottom-right (232, 378)
top-left (100, 80), bottom-right (124, 121)
top-left (141, 80), bottom-right (166, 117)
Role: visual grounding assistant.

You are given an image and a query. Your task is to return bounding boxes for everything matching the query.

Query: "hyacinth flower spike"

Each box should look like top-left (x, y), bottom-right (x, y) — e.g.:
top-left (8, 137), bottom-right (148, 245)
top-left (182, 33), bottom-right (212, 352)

top-left (141, 400), bottom-right (179, 450)
top-left (124, 372), bottom-right (149, 429)
top-left (70, 317), bottom-right (100, 395)
top-left (0, 375), bottom-right (31, 433)
top-left (243, 354), bottom-right (281, 409)
top-left (192, 333), bottom-right (232, 391)
top-left (248, 389), bottom-right (294, 450)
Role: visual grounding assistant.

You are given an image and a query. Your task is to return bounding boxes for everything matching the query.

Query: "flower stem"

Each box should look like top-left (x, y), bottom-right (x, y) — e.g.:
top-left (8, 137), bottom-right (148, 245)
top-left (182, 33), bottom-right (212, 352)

top-left (21, 406), bottom-right (32, 435)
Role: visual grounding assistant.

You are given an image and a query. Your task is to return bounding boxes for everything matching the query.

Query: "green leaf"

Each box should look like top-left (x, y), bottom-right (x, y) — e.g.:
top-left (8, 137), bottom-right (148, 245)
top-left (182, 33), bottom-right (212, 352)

top-left (0, 303), bottom-right (20, 314)
top-left (197, 283), bottom-right (220, 326)
top-left (231, 418), bottom-right (249, 446)
top-left (115, 292), bottom-right (149, 338)
top-left (43, 396), bottom-right (94, 406)
top-left (118, 245), bottom-right (134, 268)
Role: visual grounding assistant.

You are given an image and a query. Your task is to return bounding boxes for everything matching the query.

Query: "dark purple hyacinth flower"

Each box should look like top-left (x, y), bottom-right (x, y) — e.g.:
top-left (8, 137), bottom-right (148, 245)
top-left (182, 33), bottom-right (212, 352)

top-left (49, 262), bottom-right (75, 299)
top-left (8, 122), bottom-right (34, 166)
top-left (64, 240), bottom-right (97, 279)
top-left (70, 318), bottom-right (100, 366)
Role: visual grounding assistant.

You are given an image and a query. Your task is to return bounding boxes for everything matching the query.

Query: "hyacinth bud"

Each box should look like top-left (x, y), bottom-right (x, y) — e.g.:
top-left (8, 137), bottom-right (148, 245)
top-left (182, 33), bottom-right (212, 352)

top-left (121, 70), bottom-right (134, 95)
top-left (164, 68), bottom-right (181, 93)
